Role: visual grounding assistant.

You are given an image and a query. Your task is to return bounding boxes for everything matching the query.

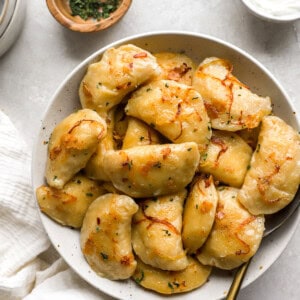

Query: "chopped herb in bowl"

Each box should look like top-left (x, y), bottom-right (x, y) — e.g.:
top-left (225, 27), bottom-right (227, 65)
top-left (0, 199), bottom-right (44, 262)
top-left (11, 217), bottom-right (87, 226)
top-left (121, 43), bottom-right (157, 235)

top-left (69, 0), bottom-right (121, 21)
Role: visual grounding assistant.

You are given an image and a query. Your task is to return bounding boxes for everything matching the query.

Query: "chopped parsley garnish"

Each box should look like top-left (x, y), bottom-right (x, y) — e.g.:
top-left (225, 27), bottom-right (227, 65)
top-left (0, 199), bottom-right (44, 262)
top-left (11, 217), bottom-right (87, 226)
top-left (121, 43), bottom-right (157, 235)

top-left (69, 0), bottom-right (120, 21)
top-left (134, 270), bottom-right (144, 284)
top-left (202, 153), bottom-right (208, 161)
top-left (168, 282), bottom-right (174, 290)
top-left (168, 281), bottom-right (180, 290)
top-left (100, 252), bottom-right (109, 260)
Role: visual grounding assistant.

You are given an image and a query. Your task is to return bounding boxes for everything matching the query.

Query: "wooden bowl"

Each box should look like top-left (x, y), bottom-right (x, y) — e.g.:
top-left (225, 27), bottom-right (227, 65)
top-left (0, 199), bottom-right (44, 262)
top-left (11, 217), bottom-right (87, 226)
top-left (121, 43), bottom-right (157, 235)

top-left (46, 0), bottom-right (132, 32)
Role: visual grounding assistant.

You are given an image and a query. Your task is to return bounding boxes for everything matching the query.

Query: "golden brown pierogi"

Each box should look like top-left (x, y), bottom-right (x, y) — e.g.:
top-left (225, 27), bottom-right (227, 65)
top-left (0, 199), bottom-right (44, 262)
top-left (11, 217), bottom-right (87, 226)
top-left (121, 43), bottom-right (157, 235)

top-left (84, 109), bottom-right (115, 181)
top-left (238, 116), bottom-right (300, 215)
top-left (122, 117), bottom-right (163, 149)
top-left (46, 109), bottom-right (107, 189)
top-left (198, 130), bottom-right (253, 188)
top-left (197, 187), bottom-right (265, 270)
top-left (193, 57), bottom-right (272, 131)
top-left (102, 142), bottom-right (200, 198)
top-left (79, 44), bottom-right (160, 116)
top-left (36, 174), bottom-right (105, 228)
top-left (80, 193), bottom-right (138, 280)
top-left (153, 52), bottom-right (196, 85)
top-left (182, 175), bottom-right (218, 253)
top-left (132, 256), bottom-right (211, 294)
top-left (132, 191), bottom-right (188, 271)
top-left (125, 80), bottom-right (211, 152)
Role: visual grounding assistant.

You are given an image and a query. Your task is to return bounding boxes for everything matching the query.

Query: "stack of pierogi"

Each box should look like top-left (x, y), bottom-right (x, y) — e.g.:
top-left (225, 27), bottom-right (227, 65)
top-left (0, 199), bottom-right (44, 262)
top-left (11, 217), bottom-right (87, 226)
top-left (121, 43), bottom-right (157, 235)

top-left (36, 44), bottom-right (300, 295)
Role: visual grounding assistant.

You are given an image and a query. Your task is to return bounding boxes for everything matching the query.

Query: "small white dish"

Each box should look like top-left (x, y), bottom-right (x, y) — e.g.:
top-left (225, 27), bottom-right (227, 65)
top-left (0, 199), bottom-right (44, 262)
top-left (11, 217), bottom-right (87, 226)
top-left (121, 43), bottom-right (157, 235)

top-left (0, 0), bottom-right (26, 57)
top-left (241, 0), bottom-right (300, 23)
top-left (32, 31), bottom-right (300, 300)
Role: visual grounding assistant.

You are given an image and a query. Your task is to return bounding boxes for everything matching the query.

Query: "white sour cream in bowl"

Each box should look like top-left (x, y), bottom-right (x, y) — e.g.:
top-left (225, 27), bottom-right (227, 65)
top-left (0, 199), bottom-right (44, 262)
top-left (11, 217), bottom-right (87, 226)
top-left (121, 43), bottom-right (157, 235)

top-left (241, 0), bottom-right (300, 22)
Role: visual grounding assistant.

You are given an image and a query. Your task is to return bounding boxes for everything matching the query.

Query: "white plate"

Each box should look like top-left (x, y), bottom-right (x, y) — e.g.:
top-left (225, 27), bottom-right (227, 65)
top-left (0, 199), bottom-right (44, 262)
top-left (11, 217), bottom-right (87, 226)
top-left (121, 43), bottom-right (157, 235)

top-left (32, 31), bottom-right (300, 300)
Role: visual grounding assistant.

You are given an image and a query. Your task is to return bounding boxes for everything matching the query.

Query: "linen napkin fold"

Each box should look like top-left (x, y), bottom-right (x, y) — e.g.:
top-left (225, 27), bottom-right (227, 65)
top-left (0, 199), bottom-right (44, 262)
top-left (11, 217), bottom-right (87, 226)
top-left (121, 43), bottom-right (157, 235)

top-left (0, 110), bottom-right (111, 300)
top-left (0, 110), bottom-right (50, 299)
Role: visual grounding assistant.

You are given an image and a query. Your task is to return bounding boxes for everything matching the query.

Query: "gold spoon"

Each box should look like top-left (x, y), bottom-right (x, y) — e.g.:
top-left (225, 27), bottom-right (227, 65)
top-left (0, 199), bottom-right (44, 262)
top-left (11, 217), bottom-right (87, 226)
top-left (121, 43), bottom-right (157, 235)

top-left (226, 188), bottom-right (300, 300)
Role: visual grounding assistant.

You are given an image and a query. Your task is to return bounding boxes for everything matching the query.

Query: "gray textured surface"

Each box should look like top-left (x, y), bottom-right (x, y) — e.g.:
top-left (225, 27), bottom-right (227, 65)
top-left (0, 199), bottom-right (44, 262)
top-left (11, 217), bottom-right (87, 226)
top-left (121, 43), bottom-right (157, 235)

top-left (0, 1), bottom-right (299, 299)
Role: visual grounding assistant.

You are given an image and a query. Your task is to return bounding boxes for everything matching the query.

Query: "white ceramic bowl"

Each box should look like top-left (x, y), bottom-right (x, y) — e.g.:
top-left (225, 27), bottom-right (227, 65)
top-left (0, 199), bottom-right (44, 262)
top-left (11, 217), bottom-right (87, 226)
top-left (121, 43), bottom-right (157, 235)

top-left (32, 31), bottom-right (300, 300)
top-left (0, 0), bottom-right (26, 57)
top-left (241, 0), bottom-right (300, 23)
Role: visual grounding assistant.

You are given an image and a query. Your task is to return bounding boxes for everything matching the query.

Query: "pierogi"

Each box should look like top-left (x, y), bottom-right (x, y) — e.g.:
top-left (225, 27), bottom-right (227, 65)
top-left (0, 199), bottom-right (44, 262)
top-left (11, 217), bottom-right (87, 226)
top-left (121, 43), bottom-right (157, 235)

top-left (238, 116), bottom-right (300, 215)
top-left (102, 142), bottom-right (200, 198)
top-left (154, 52), bottom-right (196, 85)
top-left (125, 80), bottom-right (211, 152)
top-left (46, 109), bottom-right (107, 189)
top-left (122, 117), bottom-right (163, 149)
top-left (84, 109), bottom-right (115, 181)
top-left (80, 193), bottom-right (138, 280)
top-left (182, 175), bottom-right (218, 253)
top-left (192, 57), bottom-right (272, 131)
top-left (36, 174), bottom-right (106, 228)
top-left (79, 44), bottom-right (160, 116)
top-left (197, 187), bottom-right (265, 270)
top-left (132, 256), bottom-right (211, 294)
top-left (132, 190), bottom-right (188, 271)
top-left (198, 130), bottom-right (253, 187)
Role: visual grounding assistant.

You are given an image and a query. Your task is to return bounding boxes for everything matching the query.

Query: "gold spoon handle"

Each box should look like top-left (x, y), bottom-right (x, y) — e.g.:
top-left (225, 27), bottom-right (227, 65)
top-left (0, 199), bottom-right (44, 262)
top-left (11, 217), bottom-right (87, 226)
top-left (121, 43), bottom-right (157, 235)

top-left (226, 258), bottom-right (252, 300)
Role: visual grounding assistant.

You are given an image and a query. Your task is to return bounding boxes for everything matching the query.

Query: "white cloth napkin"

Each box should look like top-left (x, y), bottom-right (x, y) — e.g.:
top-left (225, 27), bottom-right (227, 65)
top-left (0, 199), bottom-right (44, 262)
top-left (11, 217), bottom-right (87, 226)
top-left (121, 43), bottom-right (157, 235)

top-left (0, 111), bottom-right (111, 300)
